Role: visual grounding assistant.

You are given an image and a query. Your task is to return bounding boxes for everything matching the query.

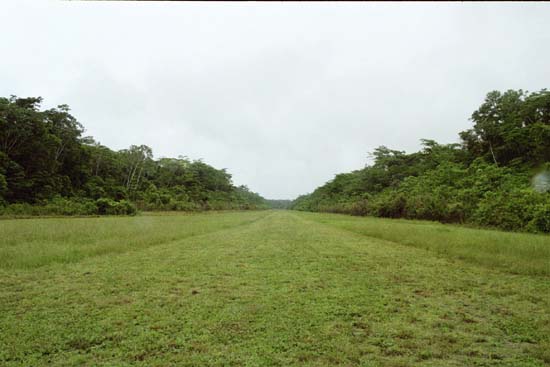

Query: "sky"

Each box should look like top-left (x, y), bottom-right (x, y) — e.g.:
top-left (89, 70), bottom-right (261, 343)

top-left (1, 1), bottom-right (549, 199)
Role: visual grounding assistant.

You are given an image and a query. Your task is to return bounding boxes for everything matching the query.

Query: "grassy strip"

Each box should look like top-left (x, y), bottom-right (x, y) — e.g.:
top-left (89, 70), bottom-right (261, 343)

top-left (294, 211), bottom-right (550, 277)
top-left (0, 211), bottom-right (268, 269)
top-left (1, 211), bottom-right (548, 366)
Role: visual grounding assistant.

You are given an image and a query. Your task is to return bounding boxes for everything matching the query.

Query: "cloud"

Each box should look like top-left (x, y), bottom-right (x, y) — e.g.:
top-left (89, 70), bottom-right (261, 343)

top-left (1, 1), bottom-right (549, 199)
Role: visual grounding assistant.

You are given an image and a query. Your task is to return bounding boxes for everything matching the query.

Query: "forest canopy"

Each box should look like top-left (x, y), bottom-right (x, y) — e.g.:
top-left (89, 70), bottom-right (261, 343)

top-left (291, 89), bottom-right (550, 233)
top-left (0, 96), bottom-right (268, 215)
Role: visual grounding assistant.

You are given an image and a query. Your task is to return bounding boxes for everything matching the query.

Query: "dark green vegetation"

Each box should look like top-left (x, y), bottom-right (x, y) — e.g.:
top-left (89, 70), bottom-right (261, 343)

top-left (0, 96), bottom-right (267, 216)
top-left (292, 89), bottom-right (550, 233)
top-left (1, 211), bottom-right (549, 366)
top-left (266, 199), bottom-right (293, 209)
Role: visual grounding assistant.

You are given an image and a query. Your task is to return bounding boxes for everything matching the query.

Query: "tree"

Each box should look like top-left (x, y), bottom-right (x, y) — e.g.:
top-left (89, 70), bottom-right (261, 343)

top-left (0, 95), bottom-right (267, 212)
top-left (461, 89), bottom-right (550, 166)
top-left (120, 145), bottom-right (153, 196)
top-left (292, 89), bottom-right (550, 232)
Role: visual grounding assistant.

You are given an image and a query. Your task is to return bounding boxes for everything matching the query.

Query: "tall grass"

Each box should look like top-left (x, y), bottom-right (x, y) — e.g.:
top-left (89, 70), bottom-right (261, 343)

top-left (297, 212), bottom-right (550, 276)
top-left (0, 211), bottom-right (267, 269)
top-left (3, 209), bottom-right (549, 276)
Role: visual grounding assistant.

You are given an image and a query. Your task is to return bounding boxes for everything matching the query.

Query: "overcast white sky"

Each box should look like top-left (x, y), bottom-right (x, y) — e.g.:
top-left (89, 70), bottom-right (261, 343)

top-left (1, 1), bottom-right (549, 199)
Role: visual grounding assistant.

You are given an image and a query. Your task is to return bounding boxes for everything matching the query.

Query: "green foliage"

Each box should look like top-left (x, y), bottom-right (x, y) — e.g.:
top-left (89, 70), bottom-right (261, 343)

top-left (95, 198), bottom-right (137, 216)
top-left (292, 89), bottom-right (550, 233)
top-left (0, 197), bottom-right (137, 217)
top-left (472, 189), bottom-right (545, 231)
top-left (0, 197), bottom-right (92, 217)
top-left (528, 203), bottom-right (550, 233)
top-left (0, 96), bottom-right (266, 215)
top-left (0, 172), bottom-right (7, 200)
top-left (266, 199), bottom-right (293, 209)
top-left (461, 89), bottom-right (550, 166)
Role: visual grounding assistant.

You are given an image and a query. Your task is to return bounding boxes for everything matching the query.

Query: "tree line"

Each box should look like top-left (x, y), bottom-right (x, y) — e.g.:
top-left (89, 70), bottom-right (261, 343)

top-left (265, 199), bottom-right (293, 209)
top-left (0, 96), bottom-right (268, 216)
top-left (292, 89), bottom-right (550, 233)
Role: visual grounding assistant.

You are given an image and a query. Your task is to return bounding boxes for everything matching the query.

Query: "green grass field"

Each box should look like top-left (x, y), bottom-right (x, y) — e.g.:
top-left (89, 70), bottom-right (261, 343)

top-left (1, 211), bottom-right (549, 366)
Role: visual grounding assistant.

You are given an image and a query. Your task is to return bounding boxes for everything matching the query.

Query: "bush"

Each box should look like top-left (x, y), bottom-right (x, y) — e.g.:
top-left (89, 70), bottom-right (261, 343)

top-left (116, 200), bottom-right (137, 215)
top-left (473, 189), bottom-right (545, 231)
top-left (0, 197), bottom-right (137, 217)
top-left (404, 194), bottom-right (446, 221)
top-left (370, 192), bottom-right (407, 218)
top-left (0, 202), bottom-right (35, 216)
top-left (42, 197), bottom-right (96, 216)
top-left (0, 197), bottom-right (99, 217)
top-left (95, 198), bottom-right (116, 215)
top-left (96, 198), bottom-right (136, 215)
top-left (528, 203), bottom-right (550, 233)
top-left (349, 199), bottom-right (370, 216)
top-left (0, 173), bottom-right (7, 198)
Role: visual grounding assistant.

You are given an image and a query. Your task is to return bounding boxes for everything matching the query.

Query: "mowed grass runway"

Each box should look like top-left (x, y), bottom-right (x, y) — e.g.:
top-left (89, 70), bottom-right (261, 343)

top-left (1, 211), bottom-right (549, 366)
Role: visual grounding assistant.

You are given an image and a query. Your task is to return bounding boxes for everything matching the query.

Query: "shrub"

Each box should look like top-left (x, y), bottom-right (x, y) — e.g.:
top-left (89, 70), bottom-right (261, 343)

top-left (41, 197), bottom-right (96, 216)
top-left (473, 189), bottom-right (544, 231)
top-left (0, 203), bottom-right (34, 216)
top-left (528, 203), bottom-right (550, 233)
top-left (370, 192), bottom-right (407, 218)
top-left (116, 200), bottom-right (137, 215)
top-left (0, 197), bottom-right (102, 217)
top-left (404, 194), bottom-right (446, 221)
top-left (0, 173), bottom-right (7, 198)
top-left (349, 199), bottom-right (370, 216)
top-left (95, 198), bottom-right (117, 215)
top-left (95, 198), bottom-right (136, 215)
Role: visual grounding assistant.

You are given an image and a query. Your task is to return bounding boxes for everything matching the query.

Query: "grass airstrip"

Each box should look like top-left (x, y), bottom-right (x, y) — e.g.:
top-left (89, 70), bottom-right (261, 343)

top-left (1, 210), bottom-right (549, 366)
